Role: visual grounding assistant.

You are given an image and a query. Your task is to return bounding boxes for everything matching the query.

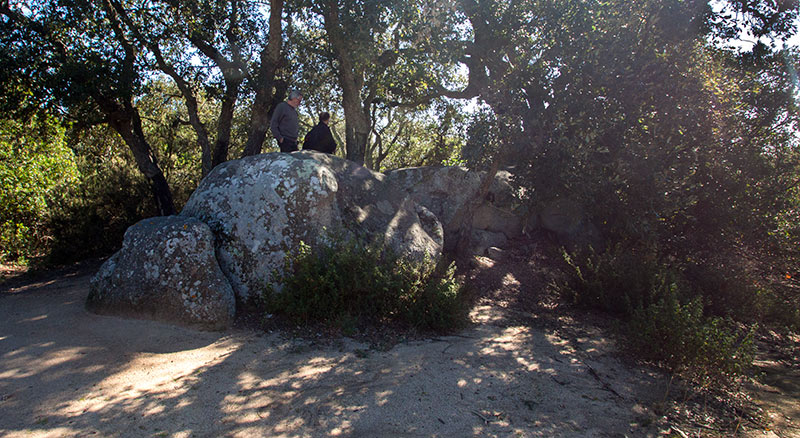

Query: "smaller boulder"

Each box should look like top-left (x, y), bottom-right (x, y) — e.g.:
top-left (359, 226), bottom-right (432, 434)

top-left (486, 247), bottom-right (505, 260)
top-left (87, 216), bottom-right (236, 330)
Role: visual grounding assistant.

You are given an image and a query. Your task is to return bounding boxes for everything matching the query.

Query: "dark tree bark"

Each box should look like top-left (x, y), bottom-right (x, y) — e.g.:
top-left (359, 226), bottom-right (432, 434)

top-left (109, 0), bottom-right (215, 177)
top-left (320, 0), bottom-right (372, 165)
top-left (100, 0), bottom-right (176, 215)
top-left (189, 14), bottom-right (247, 168)
top-left (242, 0), bottom-right (285, 157)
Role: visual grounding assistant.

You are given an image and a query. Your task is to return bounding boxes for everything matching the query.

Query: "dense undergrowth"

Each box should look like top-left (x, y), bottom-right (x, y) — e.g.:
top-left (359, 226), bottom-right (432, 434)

top-left (558, 240), bottom-right (796, 388)
top-left (257, 235), bottom-right (468, 334)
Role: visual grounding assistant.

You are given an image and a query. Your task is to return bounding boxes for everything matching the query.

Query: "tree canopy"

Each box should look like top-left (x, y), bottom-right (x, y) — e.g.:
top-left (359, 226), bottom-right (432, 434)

top-left (3, 0), bottom-right (800, 400)
top-left (1, 0), bottom-right (798, 262)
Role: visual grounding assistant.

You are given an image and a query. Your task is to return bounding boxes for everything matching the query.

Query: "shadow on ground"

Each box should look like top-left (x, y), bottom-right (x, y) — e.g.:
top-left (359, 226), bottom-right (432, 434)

top-left (1, 254), bottom-right (670, 438)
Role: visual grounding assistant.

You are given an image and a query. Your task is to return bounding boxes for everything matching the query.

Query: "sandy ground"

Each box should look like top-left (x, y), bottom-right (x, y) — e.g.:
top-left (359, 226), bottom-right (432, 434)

top-left (0, 259), bottom-right (797, 438)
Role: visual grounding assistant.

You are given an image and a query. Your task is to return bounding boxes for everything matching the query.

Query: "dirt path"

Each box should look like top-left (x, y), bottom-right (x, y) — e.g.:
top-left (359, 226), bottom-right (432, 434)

top-left (0, 259), bottom-right (797, 438)
top-left (745, 339), bottom-right (800, 438)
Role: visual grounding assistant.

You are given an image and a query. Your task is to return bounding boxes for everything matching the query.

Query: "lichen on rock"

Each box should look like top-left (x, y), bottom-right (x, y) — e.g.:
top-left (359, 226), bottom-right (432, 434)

top-left (87, 216), bottom-right (236, 330)
top-left (181, 152), bottom-right (444, 302)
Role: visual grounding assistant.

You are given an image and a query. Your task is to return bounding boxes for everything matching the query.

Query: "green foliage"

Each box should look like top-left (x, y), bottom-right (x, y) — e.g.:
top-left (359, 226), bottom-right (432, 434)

top-left (627, 293), bottom-right (756, 388)
top-left (402, 261), bottom-right (465, 332)
top-left (137, 78), bottom-right (206, 205)
top-left (376, 101), bottom-right (467, 171)
top-left (461, 108), bottom-right (500, 170)
top-left (560, 243), bottom-right (682, 316)
top-left (260, 235), bottom-right (467, 333)
top-left (45, 157), bottom-right (155, 263)
top-left (684, 262), bottom-right (765, 322)
top-left (561, 243), bottom-right (759, 384)
top-left (0, 0), bottom-right (796, 354)
top-left (0, 116), bottom-right (78, 263)
top-left (496, 1), bottom-right (800, 361)
top-left (18, 122), bottom-right (156, 265)
top-left (0, 77), bottom-right (226, 265)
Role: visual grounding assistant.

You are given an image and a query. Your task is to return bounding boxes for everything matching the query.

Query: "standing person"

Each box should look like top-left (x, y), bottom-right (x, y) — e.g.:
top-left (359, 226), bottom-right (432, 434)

top-left (270, 90), bottom-right (303, 152)
top-left (302, 112), bottom-right (337, 154)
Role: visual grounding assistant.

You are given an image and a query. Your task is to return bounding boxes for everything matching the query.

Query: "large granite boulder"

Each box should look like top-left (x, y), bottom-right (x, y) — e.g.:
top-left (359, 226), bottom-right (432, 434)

top-left (87, 216), bottom-right (236, 330)
top-left (181, 151), bottom-right (443, 301)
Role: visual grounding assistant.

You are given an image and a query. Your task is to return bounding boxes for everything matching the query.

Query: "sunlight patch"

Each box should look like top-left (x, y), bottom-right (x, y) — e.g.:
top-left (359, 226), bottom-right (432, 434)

top-left (20, 315), bottom-right (48, 323)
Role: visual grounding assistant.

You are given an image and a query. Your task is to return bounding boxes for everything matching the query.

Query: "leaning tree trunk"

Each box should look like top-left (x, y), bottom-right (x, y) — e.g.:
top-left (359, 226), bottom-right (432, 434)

top-left (322, 0), bottom-right (371, 166)
top-left (242, 0), bottom-right (285, 157)
top-left (2, 0), bottom-right (175, 215)
top-left (188, 54), bottom-right (243, 168)
top-left (101, 0), bottom-right (176, 215)
top-left (105, 103), bottom-right (176, 216)
top-left (212, 74), bottom-right (242, 167)
top-left (108, 0), bottom-right (215, 177)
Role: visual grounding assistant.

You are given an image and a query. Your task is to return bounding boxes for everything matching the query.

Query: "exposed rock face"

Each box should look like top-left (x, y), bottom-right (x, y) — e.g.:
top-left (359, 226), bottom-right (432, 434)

top-left (89, 157), bottom-right (552, 329)
top-left (87, 216), bottom-right (236, 330)
top-left (181, 152), bottom-right (443, 301)
top-left (385, 166), bottom-right (524, 251)
top-left (385, 166), bottom-right (483, 235)
top-left (472, 204), bottom-right (523, 239)
top-left (385, 166), bottom-right (606, 252)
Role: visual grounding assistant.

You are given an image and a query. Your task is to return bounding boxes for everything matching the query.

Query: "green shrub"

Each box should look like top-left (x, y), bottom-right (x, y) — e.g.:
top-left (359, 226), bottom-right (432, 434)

top-left (759, 282), bottom-right (800, 332)
top-left (683, 261), bottom-right (764, 322)
top-left (560, 243), bottom-right (757, 384)
top-left (627, 292), bottom-right (756, 387)
top-left (560, 243), bottom-right (684, 316)
top-left (402, 261), bottom-right (465, 332)
top-left (0, 116), bottom-right (79, 263)
top-left (45, 160), bottom-right (155, 264)
top-left (260, 235), bottom-right (467, 333)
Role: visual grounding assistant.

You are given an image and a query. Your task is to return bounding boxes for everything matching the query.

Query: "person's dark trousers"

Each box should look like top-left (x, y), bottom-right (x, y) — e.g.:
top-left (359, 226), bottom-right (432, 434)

top-left (280, 139), bottom-right (298, 152)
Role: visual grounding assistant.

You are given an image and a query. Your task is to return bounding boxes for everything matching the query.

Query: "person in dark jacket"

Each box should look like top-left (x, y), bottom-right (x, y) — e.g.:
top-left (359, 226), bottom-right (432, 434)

top-left (270, 90), bottom-right (303, 152)
top-left (302, 112), bottom-right (336, 154)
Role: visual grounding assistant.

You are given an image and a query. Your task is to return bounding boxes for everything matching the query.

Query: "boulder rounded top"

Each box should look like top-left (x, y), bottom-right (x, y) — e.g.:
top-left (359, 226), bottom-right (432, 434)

top-left (181, 152), bottom-right (444, 301)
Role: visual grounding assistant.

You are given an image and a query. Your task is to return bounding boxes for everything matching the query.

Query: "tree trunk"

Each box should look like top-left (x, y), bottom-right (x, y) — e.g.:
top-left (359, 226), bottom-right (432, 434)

top-left (243, 85), bottom-right (277, 157)
top-left (153, 64), bottom-right (213, 178)
top-left (321, 0), bottom-right (371, 166)
top-left (96, 2), bottom-right (176, 215)
top-left (342, 98), bottom-right (370, 165)
top-left (189, 9), bottom-right (247, 167)
top-left (213, 75), bottom-right (242, 167)
top-left (242, 0), bottom-right (284, 157)
top-left (107, 0), bottom-right (215, 177)
top-left (2, 1), bottom-right (176, 215)
top-left (104, 101), bottom-right (176, 216)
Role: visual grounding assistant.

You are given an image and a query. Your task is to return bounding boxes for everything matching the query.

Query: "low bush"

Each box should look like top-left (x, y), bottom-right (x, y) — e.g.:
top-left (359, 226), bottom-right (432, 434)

top-left (626, 291), bottom-right (756, 388)
top-left (259, 235), bottom-right (467, 333)
top-left (560, 242), bottom-right (684, 316)
top-left (559, 242), bottom-right (757, 385)
top-left (45, 161), bottom-right (155, 263)
top-left (0, 116), bottom-right (79, 263)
